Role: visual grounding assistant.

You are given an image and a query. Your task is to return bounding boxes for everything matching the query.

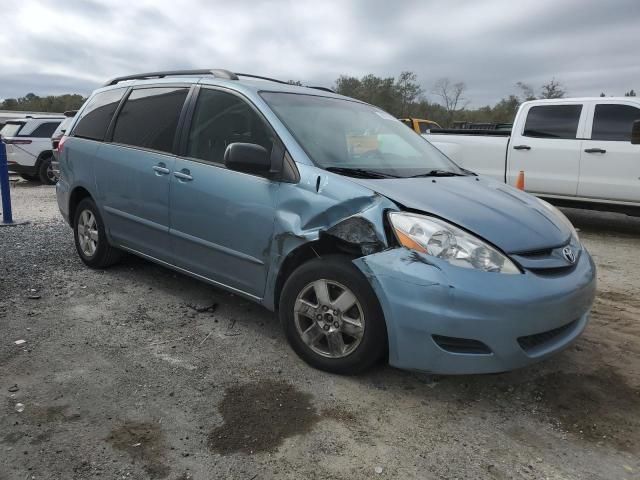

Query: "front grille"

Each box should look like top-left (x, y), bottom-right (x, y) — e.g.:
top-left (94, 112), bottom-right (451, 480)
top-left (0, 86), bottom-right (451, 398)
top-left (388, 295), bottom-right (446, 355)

top-left (432, 335), bottom-right (492, 354)
top-left (517, 319), bottom-right (577, 352)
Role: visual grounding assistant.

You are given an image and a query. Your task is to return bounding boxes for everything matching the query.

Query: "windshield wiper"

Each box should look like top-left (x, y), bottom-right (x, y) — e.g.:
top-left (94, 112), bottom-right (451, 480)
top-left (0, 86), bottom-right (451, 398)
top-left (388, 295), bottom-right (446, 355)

top-left (410, 169), bottom-right (467, 178)
top-left (325, 167), bottom-right (399, 179)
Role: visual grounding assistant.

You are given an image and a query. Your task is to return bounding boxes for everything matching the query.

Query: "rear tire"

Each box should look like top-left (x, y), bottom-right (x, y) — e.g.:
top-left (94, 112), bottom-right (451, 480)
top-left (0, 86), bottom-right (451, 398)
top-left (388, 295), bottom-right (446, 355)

top-left (38, 155), bottom-right (57, 185)
top-left (279, 255), bottom-right (387, 375)
top-left (73, 197), bottom-right (121, 268)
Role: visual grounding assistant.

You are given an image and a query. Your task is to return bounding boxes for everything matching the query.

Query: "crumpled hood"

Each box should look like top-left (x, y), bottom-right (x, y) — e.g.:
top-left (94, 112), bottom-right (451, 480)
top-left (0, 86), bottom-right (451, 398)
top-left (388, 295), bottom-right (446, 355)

top-left (348, 176), bottom-right (571, 253)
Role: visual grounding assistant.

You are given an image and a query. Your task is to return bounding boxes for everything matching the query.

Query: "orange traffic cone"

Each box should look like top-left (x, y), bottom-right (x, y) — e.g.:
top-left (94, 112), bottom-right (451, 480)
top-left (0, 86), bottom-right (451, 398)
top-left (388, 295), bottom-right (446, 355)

top-left (515, 170), bottom-right (525, 190)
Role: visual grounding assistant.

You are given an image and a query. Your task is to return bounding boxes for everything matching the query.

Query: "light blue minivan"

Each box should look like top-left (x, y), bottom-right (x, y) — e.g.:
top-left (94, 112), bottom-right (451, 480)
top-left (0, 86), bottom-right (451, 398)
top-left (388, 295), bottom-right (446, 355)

top-left (56, 69), bottom-right (596, 375)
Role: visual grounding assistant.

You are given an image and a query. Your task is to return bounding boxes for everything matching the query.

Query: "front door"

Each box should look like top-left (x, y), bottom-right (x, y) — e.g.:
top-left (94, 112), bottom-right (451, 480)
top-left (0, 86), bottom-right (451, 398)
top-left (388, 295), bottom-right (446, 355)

top-left (94, 86), bottom-right (190, 261)
top-left (578, 101), bottom-right (640, 203)
top-left (508, 103), bottom-right (586, 196)
top-left (169, 87), bottom-right (279, 299)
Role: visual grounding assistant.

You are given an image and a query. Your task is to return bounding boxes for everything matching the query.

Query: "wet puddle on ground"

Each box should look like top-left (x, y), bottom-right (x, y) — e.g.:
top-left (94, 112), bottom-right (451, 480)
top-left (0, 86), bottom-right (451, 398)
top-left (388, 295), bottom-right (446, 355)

top-left (208, 379), bottom-right (320, 454)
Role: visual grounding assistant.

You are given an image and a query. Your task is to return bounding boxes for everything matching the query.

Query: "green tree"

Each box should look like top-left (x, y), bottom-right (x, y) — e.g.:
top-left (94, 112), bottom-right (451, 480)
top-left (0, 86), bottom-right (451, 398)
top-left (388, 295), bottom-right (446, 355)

top-left (625, 89), bottom-right (636, 97)
top-left (395, 71), bottom-right (423, 117)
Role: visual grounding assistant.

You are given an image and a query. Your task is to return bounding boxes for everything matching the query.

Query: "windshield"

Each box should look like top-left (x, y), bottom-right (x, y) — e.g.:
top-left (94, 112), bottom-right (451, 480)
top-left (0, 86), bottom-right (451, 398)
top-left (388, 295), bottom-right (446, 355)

top-left (1, 122), bottom-right (24, 138)
top-left (260, 92), bottom-right (463, 178)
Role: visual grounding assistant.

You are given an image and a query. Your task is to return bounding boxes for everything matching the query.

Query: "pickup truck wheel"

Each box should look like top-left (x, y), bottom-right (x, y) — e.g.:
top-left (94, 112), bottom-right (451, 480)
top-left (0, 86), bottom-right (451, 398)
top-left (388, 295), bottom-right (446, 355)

top-left (279, 255), bottom-right (387, 375)
top-left (73, 198), bottom-right (121, 268)
top-left (38, 155), bottom-right (57, 185)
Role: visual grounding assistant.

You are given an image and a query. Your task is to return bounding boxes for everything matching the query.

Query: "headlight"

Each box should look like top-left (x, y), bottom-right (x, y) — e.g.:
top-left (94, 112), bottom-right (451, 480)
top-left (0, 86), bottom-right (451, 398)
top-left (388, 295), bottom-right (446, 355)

top-left (389, 212), bottom-right (521, 274)
top-left (537, 199), bottom-right (579, 242)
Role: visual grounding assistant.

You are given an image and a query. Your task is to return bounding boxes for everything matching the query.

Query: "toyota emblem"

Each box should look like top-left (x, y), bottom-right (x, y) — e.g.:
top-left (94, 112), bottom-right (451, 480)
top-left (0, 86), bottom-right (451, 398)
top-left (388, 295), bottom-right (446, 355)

top-left (562, 246), bottom-right (576, 264)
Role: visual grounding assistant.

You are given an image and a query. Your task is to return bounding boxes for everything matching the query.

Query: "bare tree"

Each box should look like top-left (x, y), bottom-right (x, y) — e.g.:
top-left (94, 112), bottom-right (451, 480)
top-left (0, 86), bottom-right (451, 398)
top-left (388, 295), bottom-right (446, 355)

top-left (516, 82), bottom-right (536, 101)
top-left (540, 78), bottom-right (566, 99)
top-left (396, 71), bottom-right (423, 117)
top-left (432, 78), bottom-right (467, 126)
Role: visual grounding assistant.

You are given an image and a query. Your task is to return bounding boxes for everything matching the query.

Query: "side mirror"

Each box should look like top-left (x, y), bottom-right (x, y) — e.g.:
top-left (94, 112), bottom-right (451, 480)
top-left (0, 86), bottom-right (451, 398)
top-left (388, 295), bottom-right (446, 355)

top-left (632, 120), bottom-right (640, 145)
top-left (224, 143), bottom-right (271, 174)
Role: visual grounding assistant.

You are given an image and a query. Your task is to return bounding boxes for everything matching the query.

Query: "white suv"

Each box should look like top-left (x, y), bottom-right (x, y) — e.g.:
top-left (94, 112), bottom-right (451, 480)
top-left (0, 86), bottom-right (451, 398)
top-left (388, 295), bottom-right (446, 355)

top-left (1, 116), bottom-right (64, 184)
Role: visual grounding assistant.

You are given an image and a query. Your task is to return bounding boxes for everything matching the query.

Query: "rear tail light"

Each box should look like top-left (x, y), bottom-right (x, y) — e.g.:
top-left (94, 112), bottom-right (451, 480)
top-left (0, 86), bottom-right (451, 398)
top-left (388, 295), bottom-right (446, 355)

top-left (57, 135), bottom-right (68, 154)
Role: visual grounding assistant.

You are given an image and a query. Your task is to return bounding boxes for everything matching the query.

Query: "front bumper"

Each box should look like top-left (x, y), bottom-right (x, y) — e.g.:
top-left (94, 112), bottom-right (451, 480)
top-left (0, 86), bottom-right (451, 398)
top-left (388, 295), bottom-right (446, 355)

top-left (354, 246), bottom-right (596, 374)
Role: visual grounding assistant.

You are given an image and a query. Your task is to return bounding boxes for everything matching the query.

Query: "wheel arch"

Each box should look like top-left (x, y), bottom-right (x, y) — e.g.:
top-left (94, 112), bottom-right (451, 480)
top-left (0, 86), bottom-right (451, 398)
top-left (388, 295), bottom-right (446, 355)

top-left (69, 186), bottom-right (93, 223)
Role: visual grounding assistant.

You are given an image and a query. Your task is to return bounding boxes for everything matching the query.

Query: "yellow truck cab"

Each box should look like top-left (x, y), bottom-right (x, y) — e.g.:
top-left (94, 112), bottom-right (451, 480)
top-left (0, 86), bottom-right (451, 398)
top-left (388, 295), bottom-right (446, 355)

top-left (400, 118), bottom-right (441, 134)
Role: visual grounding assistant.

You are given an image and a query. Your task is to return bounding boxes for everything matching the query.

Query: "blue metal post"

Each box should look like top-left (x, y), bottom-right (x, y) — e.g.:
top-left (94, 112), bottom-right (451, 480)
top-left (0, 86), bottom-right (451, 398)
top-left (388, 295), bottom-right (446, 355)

top-left (0, 140), bottom-right (13, 224)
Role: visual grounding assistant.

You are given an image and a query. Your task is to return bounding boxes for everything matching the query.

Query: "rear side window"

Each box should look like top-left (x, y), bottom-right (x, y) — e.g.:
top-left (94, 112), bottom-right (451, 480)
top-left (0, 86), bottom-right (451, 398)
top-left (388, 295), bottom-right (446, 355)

top-left (28, 121), bottom-right (61, 138)
top-left (73, 88), bottom-right (126, 141)
top-left (186, 88), bottom-right (274, 164)
top-left (523, 105), bottom-right (582, 139)
top-left (112, 87), bottom-right (189, 153)
top-left (0, 122), bottom-right (24, 138)
top-left (592, 104), bottom-right (640, 141)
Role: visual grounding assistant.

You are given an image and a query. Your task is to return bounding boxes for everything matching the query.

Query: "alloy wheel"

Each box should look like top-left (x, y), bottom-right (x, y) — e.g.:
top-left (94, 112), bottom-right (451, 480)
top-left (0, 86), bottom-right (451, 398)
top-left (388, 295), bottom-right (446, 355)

top-left (293, 279), bottom-right (365, 358)
top-left (77, 209), bottom-right (99, 257)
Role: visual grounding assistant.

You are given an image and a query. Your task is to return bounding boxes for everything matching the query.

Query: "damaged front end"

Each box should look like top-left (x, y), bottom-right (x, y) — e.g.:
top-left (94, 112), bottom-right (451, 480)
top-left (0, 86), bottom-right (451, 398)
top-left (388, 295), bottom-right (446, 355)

top-left (263, 163), bottom-right (401, 311)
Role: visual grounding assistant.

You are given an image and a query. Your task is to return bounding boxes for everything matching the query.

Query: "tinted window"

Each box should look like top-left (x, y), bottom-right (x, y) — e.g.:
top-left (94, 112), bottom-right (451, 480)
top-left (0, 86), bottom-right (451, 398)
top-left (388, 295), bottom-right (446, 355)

top-left (187, 89), bottom-right (274, 164)
top-left (73, 88), bottom-right (126, 141)
top-left (592, 104), bottom-right (640, 141)
top-left (28, 121), bottom-right (61, 138)
top-left (112, 87), bottom-right (188, 153)
top-left (418, 122), bottom-right (436, 134)
top-left (523, 105), bottom-right (582, 139)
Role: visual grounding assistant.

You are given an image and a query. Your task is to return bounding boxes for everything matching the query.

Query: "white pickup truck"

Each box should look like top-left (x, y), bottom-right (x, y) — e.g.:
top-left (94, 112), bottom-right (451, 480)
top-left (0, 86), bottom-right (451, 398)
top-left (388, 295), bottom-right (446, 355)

top-left (425, 97), bottom-right (640, 215)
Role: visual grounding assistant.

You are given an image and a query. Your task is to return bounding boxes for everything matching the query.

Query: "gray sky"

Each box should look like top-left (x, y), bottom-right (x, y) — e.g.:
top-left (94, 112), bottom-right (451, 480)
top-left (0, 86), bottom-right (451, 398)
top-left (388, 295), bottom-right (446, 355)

top-left (1, 0), bottom-right (638, 106)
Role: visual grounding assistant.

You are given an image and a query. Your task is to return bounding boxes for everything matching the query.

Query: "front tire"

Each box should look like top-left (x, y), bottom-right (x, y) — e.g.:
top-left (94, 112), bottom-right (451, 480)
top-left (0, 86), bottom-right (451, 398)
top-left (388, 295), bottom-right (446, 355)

top-left (279, 255), bottom-right (387, 375)
top-left (73, 198), bottom-right (121, 268)
top-left (38, 155), bottom-right (57, 185)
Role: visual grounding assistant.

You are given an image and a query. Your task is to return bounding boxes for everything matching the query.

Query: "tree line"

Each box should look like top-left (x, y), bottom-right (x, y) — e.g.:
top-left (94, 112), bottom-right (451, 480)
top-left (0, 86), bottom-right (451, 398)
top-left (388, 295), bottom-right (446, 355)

top-left (1, 75), bottom-right (636, 127)
top-left (0, 92), bottom-right (85, 113)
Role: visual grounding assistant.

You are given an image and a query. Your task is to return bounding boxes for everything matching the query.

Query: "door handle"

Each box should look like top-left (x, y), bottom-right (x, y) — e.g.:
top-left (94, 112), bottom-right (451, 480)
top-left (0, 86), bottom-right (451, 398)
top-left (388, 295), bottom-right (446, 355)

top-left (152, 163), bottom-right (170, 175)
top-left (173, 169), bottom-right (193, 181)
top-left (584, 148), bottom-right (606, 154)
top-left (513, 145), bottom-right (531, 150)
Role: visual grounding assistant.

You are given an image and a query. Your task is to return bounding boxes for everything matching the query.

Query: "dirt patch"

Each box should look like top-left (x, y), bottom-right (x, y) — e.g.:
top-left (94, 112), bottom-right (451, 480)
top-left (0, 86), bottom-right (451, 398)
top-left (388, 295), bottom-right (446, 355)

top-left (25, 405), bottom-right (81, 424)
top-left (534, 369), bottom-right (640, 453)
top-left (208, 379), bottom-right (319, 454)
top-left (107, 421), bottom-right (170, 478)
top-left (597, 290), bottom-right (640, 309)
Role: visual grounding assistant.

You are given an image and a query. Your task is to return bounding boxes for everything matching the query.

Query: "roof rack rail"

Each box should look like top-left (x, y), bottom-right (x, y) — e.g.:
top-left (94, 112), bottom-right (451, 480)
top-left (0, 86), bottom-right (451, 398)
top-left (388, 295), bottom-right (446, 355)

top-left (103, 69), bottom-right (239, 86)
top-left (308, 86), bottom-right (336, 93)
top-left (234, 73), bottom-right (290, 85)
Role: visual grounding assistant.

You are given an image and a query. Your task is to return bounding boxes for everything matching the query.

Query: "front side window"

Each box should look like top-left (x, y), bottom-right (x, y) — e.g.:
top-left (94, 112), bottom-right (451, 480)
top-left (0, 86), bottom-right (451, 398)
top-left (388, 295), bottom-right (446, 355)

top-left (28, 122), bottom-right (62, 138)
top-left (523, 105), bottom-right (582, 139)
top-left (73, 88), bottom-right (126, 141)
top-left (187, 88), bottom-right (274, 164)
top-left (261, 92), bottom-right (462, 178)
top-left (592, 104), bottom-right (640, 141)
top-left (112, 87), bottom-right (189, 153)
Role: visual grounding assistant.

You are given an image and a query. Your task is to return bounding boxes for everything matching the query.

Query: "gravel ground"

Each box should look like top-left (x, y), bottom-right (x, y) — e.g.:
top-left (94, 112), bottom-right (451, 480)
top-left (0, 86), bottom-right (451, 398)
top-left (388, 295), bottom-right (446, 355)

top-left (1, 182), bottom-right (639, 480)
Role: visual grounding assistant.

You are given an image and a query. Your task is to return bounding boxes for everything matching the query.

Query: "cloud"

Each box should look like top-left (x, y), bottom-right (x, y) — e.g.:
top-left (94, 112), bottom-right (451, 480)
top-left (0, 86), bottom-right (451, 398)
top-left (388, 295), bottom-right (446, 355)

top-left (1, 0), bottom-right (638, 105)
